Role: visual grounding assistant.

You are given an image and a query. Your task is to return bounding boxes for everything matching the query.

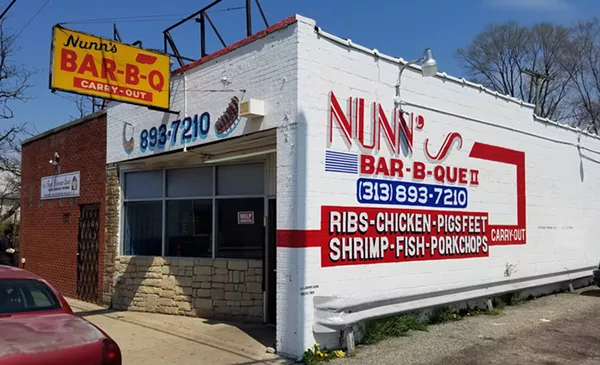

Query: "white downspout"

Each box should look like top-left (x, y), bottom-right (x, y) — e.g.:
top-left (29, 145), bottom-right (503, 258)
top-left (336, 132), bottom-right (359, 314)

top-left (183, 72), bottom-right (188, 152)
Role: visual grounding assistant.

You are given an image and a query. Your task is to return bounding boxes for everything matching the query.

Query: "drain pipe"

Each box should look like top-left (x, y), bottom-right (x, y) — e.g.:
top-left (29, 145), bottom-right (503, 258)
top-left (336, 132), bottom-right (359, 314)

top-left (183, 72), bottom-right (188, 152)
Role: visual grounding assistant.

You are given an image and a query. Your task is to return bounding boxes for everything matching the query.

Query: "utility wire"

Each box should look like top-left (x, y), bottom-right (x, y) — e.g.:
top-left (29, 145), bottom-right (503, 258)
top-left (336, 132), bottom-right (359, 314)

top-left (210, 6), bottom-right (246, 13)
top-left (62, 13), bottom-right (189, 24)
top-left (15, 0), bottom-right (50, 38)
top-left (0, 0), bottom-right (16, 21)
top-left (63, 18), bottom-right (184, 25)
top-left (60, 6), bottom-right (246, 25)
top-left (60, 14), bottom-right (188, 25)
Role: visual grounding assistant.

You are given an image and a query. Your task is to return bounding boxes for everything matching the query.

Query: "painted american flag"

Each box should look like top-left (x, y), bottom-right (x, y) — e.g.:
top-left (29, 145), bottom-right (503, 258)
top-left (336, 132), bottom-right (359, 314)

top-left (325, 149), bottom-right (358, 174)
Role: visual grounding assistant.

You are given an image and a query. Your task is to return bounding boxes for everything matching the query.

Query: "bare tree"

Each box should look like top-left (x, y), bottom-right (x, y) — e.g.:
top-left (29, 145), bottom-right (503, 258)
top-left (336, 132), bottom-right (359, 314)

top-left (0, 20), bottom-right (29, 121)
top-left (456, 21), bottom-right (572, 121)
top-left (564, 18), bottom-right (600, 133)
top-left (59, 93), bottom-right (104, 120)
top-left (0, 20), bottom-right (35, 225)
top-left (528, 24), bottom-right (573, 121)
top-left (0, 121), bottom-right (31, 225)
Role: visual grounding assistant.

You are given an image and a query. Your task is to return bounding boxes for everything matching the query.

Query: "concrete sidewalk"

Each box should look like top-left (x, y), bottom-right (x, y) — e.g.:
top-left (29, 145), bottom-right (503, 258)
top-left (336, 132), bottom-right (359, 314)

top-left (67, 298), bottom-right (292, 365)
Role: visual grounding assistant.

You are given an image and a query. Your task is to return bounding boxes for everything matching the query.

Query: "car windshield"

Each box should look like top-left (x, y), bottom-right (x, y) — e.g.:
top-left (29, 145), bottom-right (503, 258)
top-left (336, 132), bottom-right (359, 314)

top-left (0, 279), bottom-right (62, 314)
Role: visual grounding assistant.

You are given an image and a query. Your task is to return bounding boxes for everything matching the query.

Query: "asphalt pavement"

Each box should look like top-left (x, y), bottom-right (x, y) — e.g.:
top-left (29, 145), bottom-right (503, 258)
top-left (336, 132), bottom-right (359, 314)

top-left (341, 287), bottom-right (600, 365)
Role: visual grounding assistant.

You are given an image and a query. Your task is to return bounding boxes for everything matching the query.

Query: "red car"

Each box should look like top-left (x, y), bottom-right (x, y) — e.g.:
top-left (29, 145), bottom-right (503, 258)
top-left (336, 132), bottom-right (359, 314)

top-left (0, 265), bottom-right (121, 365)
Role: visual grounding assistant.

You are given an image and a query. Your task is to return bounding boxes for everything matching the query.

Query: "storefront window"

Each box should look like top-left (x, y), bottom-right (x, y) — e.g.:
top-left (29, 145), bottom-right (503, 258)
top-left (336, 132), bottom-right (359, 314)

top-left (123, 171), bottom-right (164, 256)
top-left (167, 167), bottom-right (212, 197)
top-left (216, 198), bottom-right (264, 259)
top-left (121, 163), bottom-right (266, 259)
top-left (123, 201), bottom-right (162, 256)
top-left (217, 164), bottom-right (264, 196)
top-left (124, 170), bottom-right (163, 199)
top-left (166, 200), bottom-right (212, 257)
top-left (215, 164), bottom-right (264, 259)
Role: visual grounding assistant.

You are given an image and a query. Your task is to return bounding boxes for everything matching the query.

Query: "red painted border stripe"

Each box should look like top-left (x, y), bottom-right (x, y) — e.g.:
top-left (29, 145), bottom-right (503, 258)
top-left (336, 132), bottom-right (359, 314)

top-left (277, 229), bottom-right (321, 248)
top-left (469, 142), bottom-right (526, 245)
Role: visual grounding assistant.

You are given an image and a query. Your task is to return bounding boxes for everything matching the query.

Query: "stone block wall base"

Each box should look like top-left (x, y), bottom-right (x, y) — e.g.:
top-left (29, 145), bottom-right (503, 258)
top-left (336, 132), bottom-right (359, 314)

top-left (110, 257), bottom-right (264, 320)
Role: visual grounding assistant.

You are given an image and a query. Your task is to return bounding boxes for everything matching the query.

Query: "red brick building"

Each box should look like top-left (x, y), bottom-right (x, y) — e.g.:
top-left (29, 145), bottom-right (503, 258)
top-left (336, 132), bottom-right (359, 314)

top-left (20, 111), bottom-right (107, 301)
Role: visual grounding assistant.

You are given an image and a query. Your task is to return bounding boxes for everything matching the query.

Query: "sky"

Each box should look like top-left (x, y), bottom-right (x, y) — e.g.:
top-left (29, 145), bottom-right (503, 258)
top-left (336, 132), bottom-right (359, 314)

top-left (1, 0), bottom-right (598, 135)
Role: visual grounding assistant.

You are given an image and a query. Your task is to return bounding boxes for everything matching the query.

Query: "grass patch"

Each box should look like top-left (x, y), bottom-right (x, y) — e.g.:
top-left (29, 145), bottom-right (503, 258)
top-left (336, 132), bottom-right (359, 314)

top-left (483, 308), bottom-right (502, 316)
top-left (458, 305), bottom-right (484, 317)
top-left (491, 297), bottom-right (506, 310)
top-left (362, 312), bottom-right (428, 345)
top-left (428, 306), bottom-right (457, 324)
top-left (498, 292), bottom-right (523, 306)
top-left (349, 291), bottom-right (538, 350)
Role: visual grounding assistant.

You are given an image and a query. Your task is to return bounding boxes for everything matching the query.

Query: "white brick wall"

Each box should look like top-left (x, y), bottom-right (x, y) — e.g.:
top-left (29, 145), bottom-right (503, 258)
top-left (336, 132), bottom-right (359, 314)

top-left (106, 21), bottom-right (299, 164)
top-left (106, 17), bottom-right (302, 358)
top-left (105, 14), bottom-right (600, 360)
top-left (284, 16), bottom-right (600, 358)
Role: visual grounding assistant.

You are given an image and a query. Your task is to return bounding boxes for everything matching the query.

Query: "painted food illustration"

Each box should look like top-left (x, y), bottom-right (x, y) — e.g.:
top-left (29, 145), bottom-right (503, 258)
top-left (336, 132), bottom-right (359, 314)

top-left (215, 96), bottom-right (240, 135)
top-left (122, 123), bottom-right (134, 154)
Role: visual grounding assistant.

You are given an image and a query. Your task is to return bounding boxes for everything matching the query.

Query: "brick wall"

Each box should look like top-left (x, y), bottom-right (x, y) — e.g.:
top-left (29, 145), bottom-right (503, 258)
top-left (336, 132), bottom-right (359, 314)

top-left (20, 112), bottom-right (107, 299)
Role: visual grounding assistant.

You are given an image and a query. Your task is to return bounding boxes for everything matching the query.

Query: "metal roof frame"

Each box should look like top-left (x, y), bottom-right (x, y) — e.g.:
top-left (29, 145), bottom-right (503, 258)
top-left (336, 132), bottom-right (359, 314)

top-left (162, 0), bottom-right (269, 68)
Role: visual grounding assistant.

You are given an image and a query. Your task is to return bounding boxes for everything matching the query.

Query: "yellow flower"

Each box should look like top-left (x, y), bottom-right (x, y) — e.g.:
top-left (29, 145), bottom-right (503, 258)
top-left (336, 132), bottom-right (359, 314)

top-left (453, 314), bottom-right (457, 319)
top-left (334, 350), bottom-right (346, 358)
top-left (317, 351), bottom-right (324, 357)
top-left (315, 343), bottom-right (320, 348)
top-left (467, 313), bottom-right (471, 316)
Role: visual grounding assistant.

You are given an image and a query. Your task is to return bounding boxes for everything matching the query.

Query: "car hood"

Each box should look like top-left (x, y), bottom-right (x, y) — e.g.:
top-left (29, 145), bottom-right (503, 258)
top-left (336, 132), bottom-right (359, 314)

top-left (0, 313), bottom-right (105, 358)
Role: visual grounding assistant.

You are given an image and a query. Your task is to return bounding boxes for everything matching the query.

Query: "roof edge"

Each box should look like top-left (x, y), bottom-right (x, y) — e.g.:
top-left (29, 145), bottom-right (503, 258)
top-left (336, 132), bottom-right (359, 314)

top-left (310, 24), bottom-right (600, 141)
top-left (104, 15), bottom-right (299, 108)
top-left (23, 109), bottom-right (106, 146)
top-left (312, 24), bottom-right (536, 111)
top-left (171, 15), bottom-right (298, 75)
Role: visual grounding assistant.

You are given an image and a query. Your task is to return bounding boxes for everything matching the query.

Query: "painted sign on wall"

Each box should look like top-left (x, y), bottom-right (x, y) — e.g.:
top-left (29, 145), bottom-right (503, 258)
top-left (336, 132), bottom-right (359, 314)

top-left (41, 171), bottom-right (80, 200)
top-left (50, 25), bottom-right (171, 109)
top-left (122, 96), bottom-right (242, 155)
top-left (322, 91), bottom-right (526, 267)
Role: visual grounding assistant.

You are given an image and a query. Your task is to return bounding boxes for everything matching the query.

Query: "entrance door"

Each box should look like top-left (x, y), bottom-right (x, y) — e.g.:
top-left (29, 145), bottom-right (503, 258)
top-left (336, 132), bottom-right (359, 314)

top-left (77, 204), bottom-right (100, 303)
top-left (266, 198), bottom-right (276, 324)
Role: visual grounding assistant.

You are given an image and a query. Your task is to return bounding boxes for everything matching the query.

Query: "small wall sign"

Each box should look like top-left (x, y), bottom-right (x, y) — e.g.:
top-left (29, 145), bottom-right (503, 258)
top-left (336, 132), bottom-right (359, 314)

top-left (41, 171), bottom-right (80, 200)
top-left (237, 211), bottom-right (254, 225)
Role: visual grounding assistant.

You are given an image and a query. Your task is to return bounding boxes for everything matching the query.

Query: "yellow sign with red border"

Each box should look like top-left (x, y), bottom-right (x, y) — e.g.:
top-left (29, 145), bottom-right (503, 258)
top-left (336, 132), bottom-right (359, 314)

top-left (50, 25), bottom-right (171, 109)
